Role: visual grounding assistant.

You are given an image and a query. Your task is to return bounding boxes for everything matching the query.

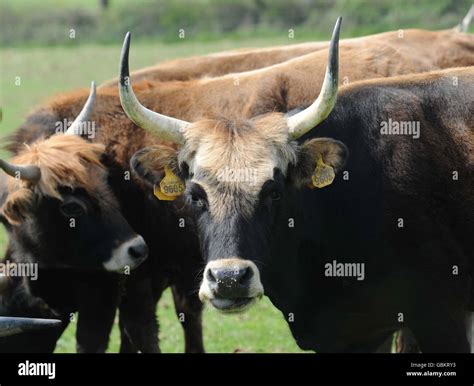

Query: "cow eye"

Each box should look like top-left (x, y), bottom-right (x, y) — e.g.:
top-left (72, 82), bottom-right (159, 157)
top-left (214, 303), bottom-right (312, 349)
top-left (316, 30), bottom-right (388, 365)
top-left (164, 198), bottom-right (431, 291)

top-left (60, 200), bottom-right (86, 217)
top-left (270, 190), bottom-right (281, 201)
top-left (260, 180), bottom-right (282, 202)
top-left (186, 183), bottom-right (208, 210)
top-left (191, 192), bottom-right (204, 206)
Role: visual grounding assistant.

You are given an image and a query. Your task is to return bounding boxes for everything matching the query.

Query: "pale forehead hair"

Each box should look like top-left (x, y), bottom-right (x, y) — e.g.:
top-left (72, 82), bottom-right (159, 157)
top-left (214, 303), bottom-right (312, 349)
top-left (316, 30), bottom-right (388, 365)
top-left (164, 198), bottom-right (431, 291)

top-left (180, 113), bottom-right (298, 220)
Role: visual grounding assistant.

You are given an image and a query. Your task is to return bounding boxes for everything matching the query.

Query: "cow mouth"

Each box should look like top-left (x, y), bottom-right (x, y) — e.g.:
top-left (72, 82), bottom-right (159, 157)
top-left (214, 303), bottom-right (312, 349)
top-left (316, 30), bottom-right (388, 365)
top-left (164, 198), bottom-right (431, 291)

top-left (210, 297), bottom-right (254, 313)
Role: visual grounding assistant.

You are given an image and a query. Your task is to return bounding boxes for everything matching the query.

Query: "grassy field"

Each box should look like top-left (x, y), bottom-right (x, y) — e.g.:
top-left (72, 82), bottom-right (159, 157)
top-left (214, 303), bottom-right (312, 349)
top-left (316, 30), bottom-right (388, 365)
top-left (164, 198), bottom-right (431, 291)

top-left (0, 39), bottom-right (309, 353)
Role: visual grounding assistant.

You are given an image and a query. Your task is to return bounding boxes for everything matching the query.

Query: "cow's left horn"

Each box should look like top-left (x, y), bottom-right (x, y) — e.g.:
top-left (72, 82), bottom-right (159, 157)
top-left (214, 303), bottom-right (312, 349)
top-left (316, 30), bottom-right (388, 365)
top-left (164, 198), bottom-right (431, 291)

top-left (0, 317), bottom-right (62, 338)
top-left (65, 81), bottom-right (96, 136)
top-left (287, 17), bottom-right (341, 139)
top-left (0, 159), bottom-right (41, 183)
top-left (119, 32), bottom-right (188, 144)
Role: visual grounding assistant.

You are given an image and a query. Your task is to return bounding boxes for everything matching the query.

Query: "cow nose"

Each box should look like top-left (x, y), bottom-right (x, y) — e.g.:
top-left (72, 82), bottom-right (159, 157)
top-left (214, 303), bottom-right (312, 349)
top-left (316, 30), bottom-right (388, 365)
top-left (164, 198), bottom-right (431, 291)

top-left (207, 266), bottom-right (254, 298)
top-left (128, 237), bottom-right (148, 260)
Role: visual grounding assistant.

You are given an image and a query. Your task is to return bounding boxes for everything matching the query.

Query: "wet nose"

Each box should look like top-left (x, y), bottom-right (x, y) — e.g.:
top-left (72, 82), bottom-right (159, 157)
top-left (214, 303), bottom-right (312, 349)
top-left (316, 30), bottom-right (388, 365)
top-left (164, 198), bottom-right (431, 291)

top-left (207, 266), bottom-right (254, 298)
top-left (128, 236), bottom-right (148, 260)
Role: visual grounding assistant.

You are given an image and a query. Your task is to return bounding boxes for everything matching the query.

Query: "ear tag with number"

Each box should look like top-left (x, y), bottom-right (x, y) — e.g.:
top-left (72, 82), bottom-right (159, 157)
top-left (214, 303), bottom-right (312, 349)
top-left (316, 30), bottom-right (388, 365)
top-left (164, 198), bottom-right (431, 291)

top-left (311, 156), bottom-right (335, 189)
top-left (153, 166), bottom-right (185, 201)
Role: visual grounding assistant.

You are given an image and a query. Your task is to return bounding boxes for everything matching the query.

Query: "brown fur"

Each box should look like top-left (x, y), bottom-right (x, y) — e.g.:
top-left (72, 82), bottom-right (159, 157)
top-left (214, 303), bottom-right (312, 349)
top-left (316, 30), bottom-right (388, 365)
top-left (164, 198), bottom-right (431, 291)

top-left (101, 41), bottom-right (328, 86)
top-left (2, 135), bottom-right (105, 224)
top-left (101, 29), bottom-right (474, 87)
top-left (7, 31), bottom-right (472, 222)
top-left (134, 67), bottom-right (473, 222)
top-left (177, 115), bottom-right (295, 220)
top-left (116, 30), bottom-right (474, 122)
top-left (23, 29), bottom-right (472, 173)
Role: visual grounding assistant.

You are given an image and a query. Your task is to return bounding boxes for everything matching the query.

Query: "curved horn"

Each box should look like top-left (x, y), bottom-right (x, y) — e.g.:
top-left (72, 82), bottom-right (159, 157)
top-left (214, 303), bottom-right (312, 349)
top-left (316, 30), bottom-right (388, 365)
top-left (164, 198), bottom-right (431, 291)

top-left (0, 317), bottom-right (62, 338)
top-left (119, 32), bottom-right (188, 144)
top-left (288, 17), bottom-right (342, 139)
top-left (0, 159), bottom-right (41, 183)
top-left (65, 81), bottom-right (96, 136)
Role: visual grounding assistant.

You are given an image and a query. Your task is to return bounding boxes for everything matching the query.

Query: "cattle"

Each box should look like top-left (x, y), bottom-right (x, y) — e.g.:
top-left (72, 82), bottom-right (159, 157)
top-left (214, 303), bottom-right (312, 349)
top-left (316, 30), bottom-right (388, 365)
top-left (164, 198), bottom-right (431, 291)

top-left (0, 90), bottom-right (148, 272)
top-left (124, 18), bottom-right (474, 352)
top-left (100, 41), bottom-right (327, 86)
top-left (0, 87), bottom-right (205, 353)
top-left (112, 24), bottom-right (473, 126)
top-left (0, 92), bottom-right (154, 352)
top-left (1, 11), bottom-right (472, 353)
top-left (101, 6), bottom-right (474, 86)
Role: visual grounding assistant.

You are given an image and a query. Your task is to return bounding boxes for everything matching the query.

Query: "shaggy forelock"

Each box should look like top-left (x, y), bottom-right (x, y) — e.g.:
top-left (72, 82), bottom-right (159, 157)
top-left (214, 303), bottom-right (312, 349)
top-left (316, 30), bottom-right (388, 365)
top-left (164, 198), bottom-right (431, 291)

top-left (2, 135), bottom-right (105, 224)
top-left (180, 113), bottom-right (297, 220)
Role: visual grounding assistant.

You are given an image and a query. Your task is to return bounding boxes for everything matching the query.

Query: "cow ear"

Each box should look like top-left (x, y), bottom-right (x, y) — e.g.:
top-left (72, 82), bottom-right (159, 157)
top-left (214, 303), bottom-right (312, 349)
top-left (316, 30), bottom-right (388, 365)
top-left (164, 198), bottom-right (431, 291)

top-left (130, 145), bottom-right (178, 187)
top-left (290, 137), bottom-right (348, 188)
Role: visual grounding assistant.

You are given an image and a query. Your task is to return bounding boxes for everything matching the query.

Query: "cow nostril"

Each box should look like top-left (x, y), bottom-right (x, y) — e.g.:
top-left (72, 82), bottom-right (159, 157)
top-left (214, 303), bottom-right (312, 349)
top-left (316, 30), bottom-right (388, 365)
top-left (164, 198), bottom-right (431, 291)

top-left (128, 240), bottom-right (148, 260)
top-left (207, 268), bottom-right (217, 284)
top-left (238, 267), bottom-right (253, 285)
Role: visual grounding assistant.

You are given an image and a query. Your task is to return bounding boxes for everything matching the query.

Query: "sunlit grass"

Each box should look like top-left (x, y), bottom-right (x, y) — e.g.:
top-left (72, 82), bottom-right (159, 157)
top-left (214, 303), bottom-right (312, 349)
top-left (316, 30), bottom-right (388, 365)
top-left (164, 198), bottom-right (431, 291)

top-left (55, 289), bottom-right (305, 353)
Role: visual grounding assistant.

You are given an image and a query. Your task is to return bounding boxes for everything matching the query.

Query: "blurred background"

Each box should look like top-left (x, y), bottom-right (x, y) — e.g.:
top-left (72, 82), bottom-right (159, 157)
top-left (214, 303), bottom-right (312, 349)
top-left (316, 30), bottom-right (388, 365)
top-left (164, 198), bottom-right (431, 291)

top-left (1, 0), bottom-right (472, 45)
top-left (0, 0), bottom-right (472, 353)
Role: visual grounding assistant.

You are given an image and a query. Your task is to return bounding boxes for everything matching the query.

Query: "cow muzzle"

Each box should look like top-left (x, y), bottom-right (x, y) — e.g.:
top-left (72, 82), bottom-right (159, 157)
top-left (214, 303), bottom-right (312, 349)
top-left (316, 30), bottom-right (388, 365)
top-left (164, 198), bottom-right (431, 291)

top-left (103, 235), bottom-right (148, 272)
top-left (199, 258), bottom-right (264, 313)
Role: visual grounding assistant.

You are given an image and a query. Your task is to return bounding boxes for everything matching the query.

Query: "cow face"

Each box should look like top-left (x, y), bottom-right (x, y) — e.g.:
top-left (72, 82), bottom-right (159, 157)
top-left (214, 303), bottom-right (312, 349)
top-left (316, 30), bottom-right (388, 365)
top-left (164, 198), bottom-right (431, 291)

top-left (0, 134), bottom-right (148, 273)
top-left (131, 115), bottom-right (347, 312)
top-left (122, 18), bottom-right (342, 311)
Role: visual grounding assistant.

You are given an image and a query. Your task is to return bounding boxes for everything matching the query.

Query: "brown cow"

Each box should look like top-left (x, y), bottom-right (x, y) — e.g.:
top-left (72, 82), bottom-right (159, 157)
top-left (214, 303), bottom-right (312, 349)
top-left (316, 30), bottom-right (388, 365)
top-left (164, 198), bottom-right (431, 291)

top-left (113, 25), bottom-right (473, 125)
top-left (102, 9), bottom-right (473, 87)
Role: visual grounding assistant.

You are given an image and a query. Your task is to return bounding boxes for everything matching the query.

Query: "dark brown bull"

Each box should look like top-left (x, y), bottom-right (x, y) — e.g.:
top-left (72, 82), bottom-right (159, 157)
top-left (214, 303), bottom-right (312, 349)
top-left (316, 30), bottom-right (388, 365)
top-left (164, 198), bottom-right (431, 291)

top-left (122, 18), bottom-right (474, 352)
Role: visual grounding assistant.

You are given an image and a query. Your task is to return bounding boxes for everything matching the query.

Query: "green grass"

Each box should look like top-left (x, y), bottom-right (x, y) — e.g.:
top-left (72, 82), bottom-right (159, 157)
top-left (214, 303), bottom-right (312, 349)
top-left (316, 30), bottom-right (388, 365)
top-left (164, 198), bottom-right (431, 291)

top-left (0, 40), bottom-right (308, 353)
top-left (55, 289), bottom-right (305, 353)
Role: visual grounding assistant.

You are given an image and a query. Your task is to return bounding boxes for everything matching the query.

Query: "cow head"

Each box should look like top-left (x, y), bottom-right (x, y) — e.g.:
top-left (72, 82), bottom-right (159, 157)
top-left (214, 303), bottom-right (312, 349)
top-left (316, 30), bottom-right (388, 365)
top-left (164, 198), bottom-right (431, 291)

top-left (123, 19), bottom-right (346, 312)
top-left (0, 83), bottom-right (148, 272)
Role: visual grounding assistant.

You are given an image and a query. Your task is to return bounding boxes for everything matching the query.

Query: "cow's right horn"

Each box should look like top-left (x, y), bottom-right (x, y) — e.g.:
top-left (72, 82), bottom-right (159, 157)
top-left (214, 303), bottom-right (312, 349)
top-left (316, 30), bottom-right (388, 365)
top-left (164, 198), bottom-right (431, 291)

top-left (119, 32), bottom-right (188, 144)
top-left (0, 159), bottom-right (41, 183)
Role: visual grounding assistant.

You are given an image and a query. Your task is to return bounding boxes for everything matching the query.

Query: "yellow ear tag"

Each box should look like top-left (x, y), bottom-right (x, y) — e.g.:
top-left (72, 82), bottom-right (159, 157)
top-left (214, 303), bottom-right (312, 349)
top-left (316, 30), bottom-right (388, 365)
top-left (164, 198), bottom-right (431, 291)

top-left (311, 156), bottom-right (335, 188)
top-left (153, 166), bottom-right (185, 201)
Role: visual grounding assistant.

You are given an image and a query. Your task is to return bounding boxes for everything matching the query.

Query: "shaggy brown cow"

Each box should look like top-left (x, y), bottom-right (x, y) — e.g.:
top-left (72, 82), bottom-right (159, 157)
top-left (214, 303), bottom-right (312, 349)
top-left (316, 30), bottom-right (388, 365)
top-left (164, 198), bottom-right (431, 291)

top-left (0, 93), bottom-right (151, 352)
